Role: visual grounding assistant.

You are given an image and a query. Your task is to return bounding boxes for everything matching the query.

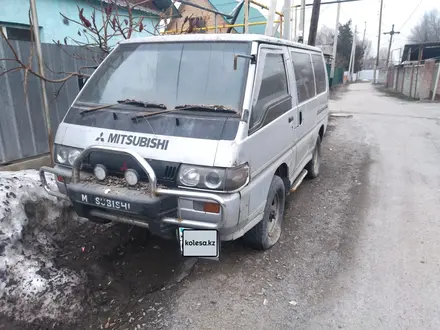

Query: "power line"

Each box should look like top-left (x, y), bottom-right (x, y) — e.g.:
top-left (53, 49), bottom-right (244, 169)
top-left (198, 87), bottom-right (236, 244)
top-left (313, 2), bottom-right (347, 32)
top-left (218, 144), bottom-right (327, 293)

top-left (399, 0), bottom-right (423, 30)
top-left (293, 0), bottom-right (363, 8)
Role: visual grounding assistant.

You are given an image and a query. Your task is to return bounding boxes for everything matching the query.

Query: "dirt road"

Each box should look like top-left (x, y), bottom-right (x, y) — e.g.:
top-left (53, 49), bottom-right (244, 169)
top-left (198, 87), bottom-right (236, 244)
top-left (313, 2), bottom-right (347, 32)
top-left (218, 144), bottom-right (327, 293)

top-left (152, 83), bottom-right (440, 330)
top-left (3, 83), bottom-right (440, 330)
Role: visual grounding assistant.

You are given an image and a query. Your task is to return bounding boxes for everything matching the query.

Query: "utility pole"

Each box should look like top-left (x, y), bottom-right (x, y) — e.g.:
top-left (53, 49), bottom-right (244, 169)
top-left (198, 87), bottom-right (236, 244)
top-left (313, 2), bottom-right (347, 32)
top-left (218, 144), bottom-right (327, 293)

top-left (373, 0), bottom-right (383, 84)
top-left (362, 21), bottom-right (366, 47)
top-left (265, 0), bottom-right (277, 36)
top-left (30, 0), bottom-right (53, 164)
top-left (294, 6), bottom-right (298, 40)
top-left (308, 0), bottom-right (322, 46)
top-left (384, 24), bottom-right (400, 68)
top-left (291, 6), bottom-right (295, 40)
top-left (348, 25), bottom-right (357, 80)
top-left (329, 0), bottom-right (341, 87)
top-left (361, 21), bottom-right (366, 70)
top-left (244, 0), bottom-right (249, 33)
top-left (299, 0), bottom-right (306, 43)
top-left (283, 0), bottom-right (292, 40)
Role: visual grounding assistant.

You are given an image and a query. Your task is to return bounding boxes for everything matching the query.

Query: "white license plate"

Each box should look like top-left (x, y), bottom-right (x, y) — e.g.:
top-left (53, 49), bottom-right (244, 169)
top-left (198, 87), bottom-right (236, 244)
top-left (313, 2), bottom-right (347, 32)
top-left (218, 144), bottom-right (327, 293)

top-left (91, 195), bottom-right (131, 211)
top-left (179, 228), bottom-right (219, 258)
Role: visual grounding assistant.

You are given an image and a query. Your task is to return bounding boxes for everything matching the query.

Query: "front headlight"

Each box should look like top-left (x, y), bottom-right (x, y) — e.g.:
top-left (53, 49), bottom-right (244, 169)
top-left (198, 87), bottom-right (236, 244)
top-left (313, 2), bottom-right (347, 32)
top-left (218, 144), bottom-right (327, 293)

top-left (178, 163), bottom-right (249, 191)
top-left (55, 145), bottom-right (83, 166)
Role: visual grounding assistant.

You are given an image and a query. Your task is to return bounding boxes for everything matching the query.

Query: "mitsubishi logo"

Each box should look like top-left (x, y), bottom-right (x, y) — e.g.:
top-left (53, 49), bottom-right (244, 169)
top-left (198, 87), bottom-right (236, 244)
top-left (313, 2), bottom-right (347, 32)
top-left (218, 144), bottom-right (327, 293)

top-left (95, 132), bottom-right (105, 142)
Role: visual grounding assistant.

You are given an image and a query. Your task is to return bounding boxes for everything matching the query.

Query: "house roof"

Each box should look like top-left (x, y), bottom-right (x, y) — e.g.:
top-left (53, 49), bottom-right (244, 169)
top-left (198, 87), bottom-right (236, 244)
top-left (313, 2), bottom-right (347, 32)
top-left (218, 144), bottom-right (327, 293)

top-left (209, 0), bottom-right (267, 35)
top-left (210, 0), bottom-right (282, 36)
top-left (401, 42), bottom-right (440, 62)
top-left (120, 33), bottom-right (323, 53)
top-left (100, 0), bottom-right (180, 16)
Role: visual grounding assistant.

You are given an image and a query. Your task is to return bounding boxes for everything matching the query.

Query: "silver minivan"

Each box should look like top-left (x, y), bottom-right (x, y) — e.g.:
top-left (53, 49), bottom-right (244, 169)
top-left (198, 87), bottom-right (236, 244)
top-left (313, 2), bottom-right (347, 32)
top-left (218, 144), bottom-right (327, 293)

top-left (40, 34), bottom-right (329, 258)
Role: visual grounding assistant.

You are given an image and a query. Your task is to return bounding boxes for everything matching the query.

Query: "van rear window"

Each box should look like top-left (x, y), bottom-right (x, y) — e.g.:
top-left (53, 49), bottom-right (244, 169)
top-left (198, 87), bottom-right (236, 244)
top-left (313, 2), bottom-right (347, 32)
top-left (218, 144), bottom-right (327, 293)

top-left (311, 54), bottom-right (327, 94)
top-left (291, 51), bottom-right (316, 103)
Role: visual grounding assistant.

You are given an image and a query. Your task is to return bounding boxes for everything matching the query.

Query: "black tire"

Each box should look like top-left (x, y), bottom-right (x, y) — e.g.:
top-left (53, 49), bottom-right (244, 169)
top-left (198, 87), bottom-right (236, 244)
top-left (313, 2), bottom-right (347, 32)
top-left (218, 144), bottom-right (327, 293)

top-left (243, 175), bottom-right (286, 250)
top-left (306, 135), bottom-right (322, 179)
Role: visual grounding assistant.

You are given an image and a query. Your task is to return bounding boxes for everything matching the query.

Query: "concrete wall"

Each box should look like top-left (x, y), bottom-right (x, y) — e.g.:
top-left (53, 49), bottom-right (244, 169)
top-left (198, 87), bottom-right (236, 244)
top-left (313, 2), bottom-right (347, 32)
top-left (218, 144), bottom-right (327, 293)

top-left (433, 64), bottom-right (440, 99)
top-left (0, 0), bottom-right (159, 46)
top-left (356, 70), bottom-right (387, 82)
top-left (386, 61), bottom-right (440, 100)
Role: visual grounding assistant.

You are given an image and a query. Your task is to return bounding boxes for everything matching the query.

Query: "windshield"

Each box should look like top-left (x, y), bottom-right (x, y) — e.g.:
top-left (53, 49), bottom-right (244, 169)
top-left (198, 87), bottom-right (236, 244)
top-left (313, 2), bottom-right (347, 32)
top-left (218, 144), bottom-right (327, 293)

top-left (75, 41), bottom-right (251, 111)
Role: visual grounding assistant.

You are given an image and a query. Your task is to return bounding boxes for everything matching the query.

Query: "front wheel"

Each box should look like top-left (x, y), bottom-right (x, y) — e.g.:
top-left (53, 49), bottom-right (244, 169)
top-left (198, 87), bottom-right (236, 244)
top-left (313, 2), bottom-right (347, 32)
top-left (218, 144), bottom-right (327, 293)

top-left (243, 175), bottom-right (286, 250)
top-left (306, 135), bottom-right (322, 179)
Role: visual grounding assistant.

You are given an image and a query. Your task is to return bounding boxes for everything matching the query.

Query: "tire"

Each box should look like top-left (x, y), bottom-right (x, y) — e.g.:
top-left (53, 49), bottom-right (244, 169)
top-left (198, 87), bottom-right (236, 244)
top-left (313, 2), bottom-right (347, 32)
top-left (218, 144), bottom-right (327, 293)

top-left (306, 135), bottom-right (322, 179)
top-left (243, 175), bottom-right (286, 250)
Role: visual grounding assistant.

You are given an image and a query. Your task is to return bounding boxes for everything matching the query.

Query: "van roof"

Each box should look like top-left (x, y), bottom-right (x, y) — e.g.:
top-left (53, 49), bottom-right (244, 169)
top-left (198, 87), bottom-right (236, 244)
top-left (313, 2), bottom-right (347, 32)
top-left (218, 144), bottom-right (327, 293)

top-left (119, 34), bottom-right (323, 53)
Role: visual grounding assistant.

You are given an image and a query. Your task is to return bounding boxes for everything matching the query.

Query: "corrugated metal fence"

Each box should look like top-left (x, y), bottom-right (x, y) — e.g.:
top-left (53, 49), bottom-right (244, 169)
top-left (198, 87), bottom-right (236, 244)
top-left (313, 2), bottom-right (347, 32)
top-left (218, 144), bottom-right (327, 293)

top-left (0, 40), bottom-right (98, 164)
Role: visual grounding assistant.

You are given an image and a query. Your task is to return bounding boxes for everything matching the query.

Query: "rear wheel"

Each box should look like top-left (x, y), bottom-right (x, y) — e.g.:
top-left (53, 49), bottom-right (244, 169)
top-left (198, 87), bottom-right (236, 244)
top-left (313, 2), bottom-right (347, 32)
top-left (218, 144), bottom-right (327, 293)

top-left (244, 175), bottom-right (286, 250)
top-left (306, 135), bottom-right (322, 179)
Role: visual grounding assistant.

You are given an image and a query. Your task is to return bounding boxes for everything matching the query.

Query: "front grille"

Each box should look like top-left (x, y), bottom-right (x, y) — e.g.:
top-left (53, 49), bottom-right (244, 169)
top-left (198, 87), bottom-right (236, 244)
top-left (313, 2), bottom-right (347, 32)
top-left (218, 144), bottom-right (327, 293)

top-left (83, 151), bottom-right (180, 187)
top-left (164, 165), bottom-right (177, 180)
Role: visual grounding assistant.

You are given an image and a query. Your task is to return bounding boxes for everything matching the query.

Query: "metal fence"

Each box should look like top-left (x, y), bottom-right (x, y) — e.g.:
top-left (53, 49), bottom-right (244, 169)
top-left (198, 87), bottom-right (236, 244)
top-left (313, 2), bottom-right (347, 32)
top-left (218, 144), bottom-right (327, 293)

top-left (0, 40), bottom-right (98, 165)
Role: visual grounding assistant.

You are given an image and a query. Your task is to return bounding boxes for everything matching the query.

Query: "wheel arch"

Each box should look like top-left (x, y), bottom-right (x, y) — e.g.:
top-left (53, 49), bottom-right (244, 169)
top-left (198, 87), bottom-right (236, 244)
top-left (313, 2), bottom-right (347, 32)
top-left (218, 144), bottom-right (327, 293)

top-left (275, 162), bottom-right (290, 192)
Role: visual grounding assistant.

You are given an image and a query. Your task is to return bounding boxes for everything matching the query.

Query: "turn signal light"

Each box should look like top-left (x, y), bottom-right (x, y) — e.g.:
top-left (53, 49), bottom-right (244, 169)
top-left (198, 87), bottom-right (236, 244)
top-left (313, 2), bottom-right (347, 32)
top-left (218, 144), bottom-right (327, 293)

top-left (203, 202), bottom-right (220, 214)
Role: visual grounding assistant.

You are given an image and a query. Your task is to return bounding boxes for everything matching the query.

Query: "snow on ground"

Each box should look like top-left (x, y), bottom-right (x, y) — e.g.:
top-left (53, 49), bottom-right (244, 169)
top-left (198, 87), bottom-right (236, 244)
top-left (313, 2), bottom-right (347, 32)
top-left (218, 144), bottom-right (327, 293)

top-left (0, 170), bottom-right (86, 322)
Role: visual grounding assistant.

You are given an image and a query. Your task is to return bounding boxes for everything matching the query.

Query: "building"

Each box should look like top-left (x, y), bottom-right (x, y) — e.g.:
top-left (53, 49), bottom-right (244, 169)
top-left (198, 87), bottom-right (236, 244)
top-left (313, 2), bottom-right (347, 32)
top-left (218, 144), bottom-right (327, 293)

top-left (166, 0), bottom-right (272, 35)
top-left (0, 0), bottom-right (177, 46)
top-left (401, 42), bottom-right (440, 63)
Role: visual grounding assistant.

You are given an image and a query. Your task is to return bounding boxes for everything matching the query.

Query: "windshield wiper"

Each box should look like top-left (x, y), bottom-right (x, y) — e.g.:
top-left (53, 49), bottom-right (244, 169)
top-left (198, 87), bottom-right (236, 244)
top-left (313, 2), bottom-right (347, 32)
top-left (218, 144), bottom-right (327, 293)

top-left (174, 104), bottom-right (239, 114)
top-left (79, 99), bottom-right (167, 115)
top-left (131, 104), bottom-right (239, 123)
top-left (132, 108), bottom-right (179, 122)
top-left (117, 99), bottom-right (167, 109)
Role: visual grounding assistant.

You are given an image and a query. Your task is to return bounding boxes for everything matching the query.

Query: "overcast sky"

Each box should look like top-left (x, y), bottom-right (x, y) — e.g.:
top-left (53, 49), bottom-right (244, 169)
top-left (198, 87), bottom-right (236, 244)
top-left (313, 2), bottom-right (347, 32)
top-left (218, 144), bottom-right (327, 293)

top-left (256, 0), bottom-right (438, 61)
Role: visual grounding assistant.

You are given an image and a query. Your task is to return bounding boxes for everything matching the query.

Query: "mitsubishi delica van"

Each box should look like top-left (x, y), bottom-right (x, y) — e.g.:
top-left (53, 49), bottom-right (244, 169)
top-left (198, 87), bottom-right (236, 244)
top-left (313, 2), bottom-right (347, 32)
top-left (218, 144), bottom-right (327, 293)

top-left (40, 34), bottom-right (329, 257)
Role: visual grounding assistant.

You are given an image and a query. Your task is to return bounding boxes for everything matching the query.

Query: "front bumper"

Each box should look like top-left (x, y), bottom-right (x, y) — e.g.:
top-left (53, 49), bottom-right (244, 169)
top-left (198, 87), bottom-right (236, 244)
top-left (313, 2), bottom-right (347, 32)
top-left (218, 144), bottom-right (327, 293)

top-left (40, 145), bottom-right (240, 239)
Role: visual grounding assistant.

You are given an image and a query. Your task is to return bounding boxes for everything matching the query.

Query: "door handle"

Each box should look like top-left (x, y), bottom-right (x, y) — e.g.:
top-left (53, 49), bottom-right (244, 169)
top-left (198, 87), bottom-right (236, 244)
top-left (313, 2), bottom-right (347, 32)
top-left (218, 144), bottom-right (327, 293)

top-left (288, 116), bottom-right (294, 123)
top-left (299, 111), bottom-right (303, 125)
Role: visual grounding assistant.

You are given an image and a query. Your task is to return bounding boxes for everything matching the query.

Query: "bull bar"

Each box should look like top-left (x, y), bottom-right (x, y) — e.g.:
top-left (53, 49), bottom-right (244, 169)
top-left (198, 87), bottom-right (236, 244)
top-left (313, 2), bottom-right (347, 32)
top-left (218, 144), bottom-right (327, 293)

top-left (39, 145), bottom-right (227, 230)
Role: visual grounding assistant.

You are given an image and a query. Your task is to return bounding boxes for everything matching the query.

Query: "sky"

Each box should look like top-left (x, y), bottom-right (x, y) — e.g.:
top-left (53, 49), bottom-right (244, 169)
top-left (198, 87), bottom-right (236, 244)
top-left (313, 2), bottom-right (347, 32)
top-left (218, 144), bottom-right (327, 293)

top-left (255, 0), bottom-right (438, 62)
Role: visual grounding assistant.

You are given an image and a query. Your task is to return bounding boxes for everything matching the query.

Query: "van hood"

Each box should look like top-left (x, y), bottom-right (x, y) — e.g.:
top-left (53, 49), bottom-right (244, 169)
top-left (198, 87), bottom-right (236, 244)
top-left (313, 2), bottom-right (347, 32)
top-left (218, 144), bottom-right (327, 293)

top-left (57, 123), bottom-right (221, 167)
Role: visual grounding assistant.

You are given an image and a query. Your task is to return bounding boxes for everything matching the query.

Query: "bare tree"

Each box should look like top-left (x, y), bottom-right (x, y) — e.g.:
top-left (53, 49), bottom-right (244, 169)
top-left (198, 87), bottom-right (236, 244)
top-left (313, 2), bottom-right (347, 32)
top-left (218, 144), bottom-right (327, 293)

top-left (362, 39), bottom-right (372, 58)
top-left (316, 25), bottom-right (335, 46)
top-left (0, 0), bottom-right (174, 87)
top-left (377, 47), bottom-right (388, 68)
top-left (409, 8), bottom-right (440, 43)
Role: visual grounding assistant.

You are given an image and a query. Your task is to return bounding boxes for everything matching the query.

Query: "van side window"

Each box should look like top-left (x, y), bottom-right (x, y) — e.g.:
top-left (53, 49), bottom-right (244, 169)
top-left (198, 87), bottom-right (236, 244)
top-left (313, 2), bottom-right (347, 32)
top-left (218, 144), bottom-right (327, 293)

top-left (251, 53), bottom-right (289, 128)
top-left (291, 52), bottom-right (316, 103)
top-left (311, 54), bottom-right (327, 94)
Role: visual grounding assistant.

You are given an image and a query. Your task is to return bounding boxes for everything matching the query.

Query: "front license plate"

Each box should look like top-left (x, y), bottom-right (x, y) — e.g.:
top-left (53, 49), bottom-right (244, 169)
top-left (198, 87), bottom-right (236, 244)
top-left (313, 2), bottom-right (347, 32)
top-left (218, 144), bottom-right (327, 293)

top-left (79, 193), bottom-right (131, 211)
top-left (179, 228), bottom-right (219, 258)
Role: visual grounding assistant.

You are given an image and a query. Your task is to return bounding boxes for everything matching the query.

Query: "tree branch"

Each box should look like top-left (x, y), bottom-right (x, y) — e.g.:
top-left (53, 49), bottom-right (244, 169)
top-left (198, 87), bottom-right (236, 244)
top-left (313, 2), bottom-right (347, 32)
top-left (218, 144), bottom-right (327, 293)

top-left (0, 67), bottom-right (22, 76)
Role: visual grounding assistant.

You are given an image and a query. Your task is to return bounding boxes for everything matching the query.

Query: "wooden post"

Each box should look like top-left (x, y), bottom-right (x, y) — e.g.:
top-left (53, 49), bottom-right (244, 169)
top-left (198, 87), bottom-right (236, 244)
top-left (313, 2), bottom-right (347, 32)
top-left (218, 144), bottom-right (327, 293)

top-left (244, 0), bottom-right (249, 33)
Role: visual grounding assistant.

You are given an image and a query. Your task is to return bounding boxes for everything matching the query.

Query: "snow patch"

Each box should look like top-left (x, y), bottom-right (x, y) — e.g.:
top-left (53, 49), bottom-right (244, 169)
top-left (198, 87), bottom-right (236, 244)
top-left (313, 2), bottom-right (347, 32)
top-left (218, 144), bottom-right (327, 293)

top-left (0, 170), bottom-right (85, 323)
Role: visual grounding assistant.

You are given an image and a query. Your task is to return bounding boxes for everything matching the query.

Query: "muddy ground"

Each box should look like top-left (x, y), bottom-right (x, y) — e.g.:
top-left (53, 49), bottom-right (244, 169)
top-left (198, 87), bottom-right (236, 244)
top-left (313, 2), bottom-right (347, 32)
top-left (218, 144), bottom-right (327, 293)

top-left (6, 83), bottom-right (438, 330)
top-left (1, 105), bottom-right (368, 330)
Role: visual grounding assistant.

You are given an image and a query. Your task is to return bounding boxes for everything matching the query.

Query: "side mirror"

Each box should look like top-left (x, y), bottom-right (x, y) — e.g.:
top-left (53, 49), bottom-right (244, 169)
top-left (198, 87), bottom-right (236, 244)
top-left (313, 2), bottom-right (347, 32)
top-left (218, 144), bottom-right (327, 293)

top-left (233, 54), bottom-right (256, 70)
top-left (77, 66), bottom-right (98, 90)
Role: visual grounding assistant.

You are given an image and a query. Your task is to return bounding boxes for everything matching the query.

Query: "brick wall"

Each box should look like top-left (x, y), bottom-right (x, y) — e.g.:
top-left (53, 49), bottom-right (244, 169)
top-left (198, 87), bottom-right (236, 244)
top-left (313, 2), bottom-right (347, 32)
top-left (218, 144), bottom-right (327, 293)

top-left (432, 64), bottom-right (440, 99)
top-left (166, 0), bottom-right (234, 34)
top-left (419, 59), bottom-right (436, 99)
